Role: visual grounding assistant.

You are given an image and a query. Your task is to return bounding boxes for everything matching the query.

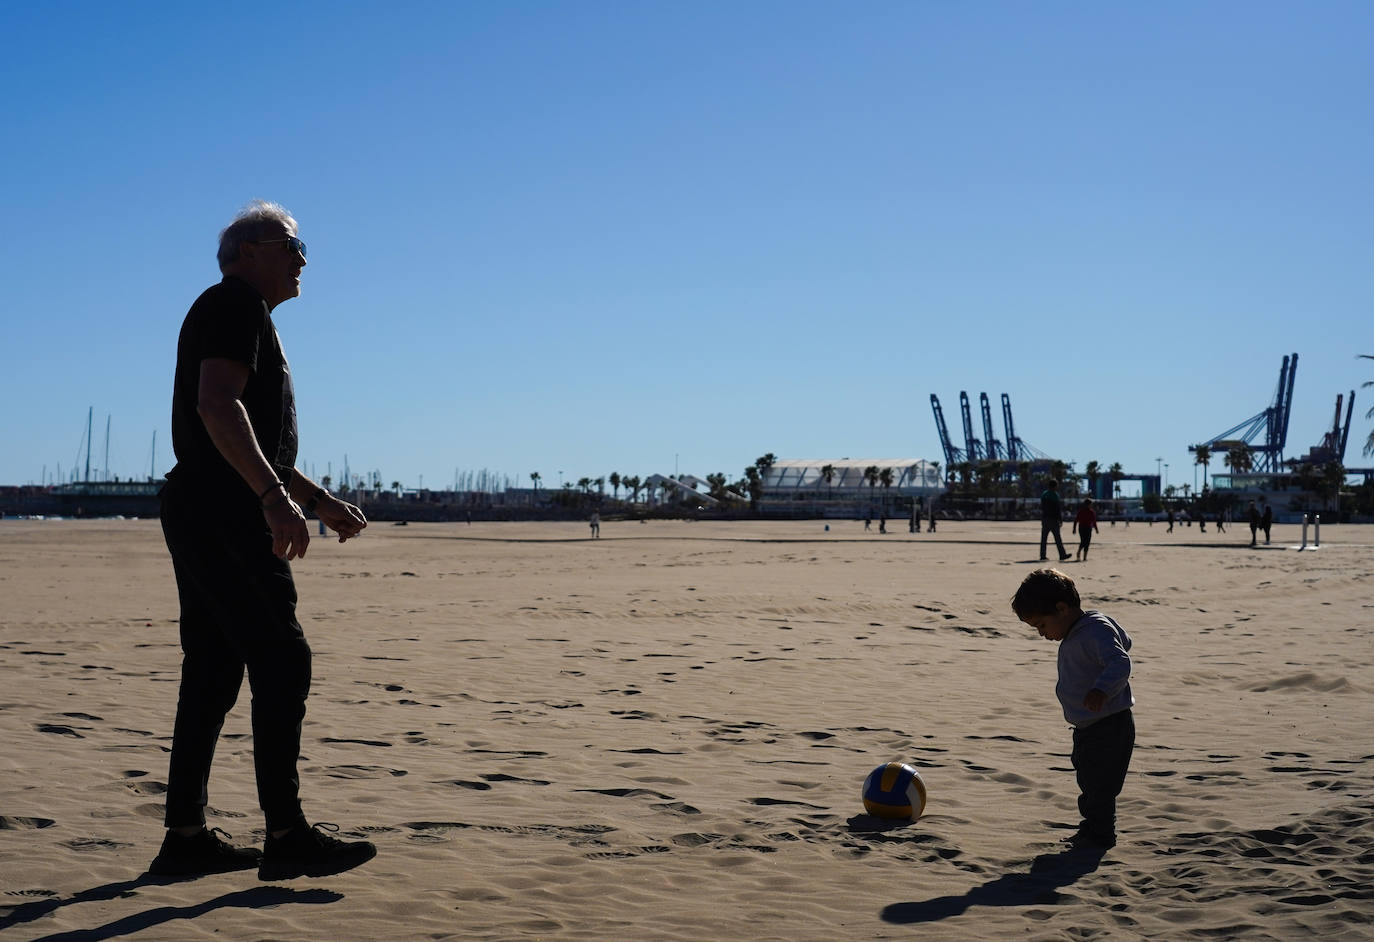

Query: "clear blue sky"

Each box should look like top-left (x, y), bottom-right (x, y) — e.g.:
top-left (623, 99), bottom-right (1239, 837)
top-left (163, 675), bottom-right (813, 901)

top-left (4, 1), bottom-right (1370, 493)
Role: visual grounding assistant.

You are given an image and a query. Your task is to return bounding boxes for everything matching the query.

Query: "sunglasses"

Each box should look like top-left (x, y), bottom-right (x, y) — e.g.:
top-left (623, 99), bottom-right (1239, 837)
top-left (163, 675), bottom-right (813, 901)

top-left (254, 236), bottom-right (307, 260)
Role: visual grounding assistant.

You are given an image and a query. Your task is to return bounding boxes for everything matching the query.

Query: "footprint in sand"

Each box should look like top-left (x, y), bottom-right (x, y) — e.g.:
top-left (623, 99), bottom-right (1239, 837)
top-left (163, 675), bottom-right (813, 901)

top-left (324, 765), bottom-right (408, 779)
top-left (0, 816), bottom-right (56, 830)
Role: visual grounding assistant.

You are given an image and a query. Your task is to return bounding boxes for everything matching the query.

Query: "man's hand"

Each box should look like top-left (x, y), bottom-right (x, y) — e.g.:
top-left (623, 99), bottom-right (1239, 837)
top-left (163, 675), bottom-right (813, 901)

top-left (317, 495), bottom-right (368, 543)
top-left (264, 497), bottom-right (310, 559)
top-left (1082, 689), bottom-right (1107, 713)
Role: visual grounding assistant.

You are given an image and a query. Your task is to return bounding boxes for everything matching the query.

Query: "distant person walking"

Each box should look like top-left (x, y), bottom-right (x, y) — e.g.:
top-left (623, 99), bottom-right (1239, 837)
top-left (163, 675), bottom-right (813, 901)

top-left (1166, 509), bottom-right (1175, 533)
top-left (1073, 498), bottom-right (1100, 562)
top-left (1216, 511), bottom-right (1226, 534)
top-left (152, 201), bottom-right (376, 882)
top-left (1247, 500), bottom-right (1260, 547)
top-left (1260, 501), bottom-right (1273, 545)
top-left (1040, 479), bottom-right (1072, 562)
top-left (589, 511), bottom-right (600, 538)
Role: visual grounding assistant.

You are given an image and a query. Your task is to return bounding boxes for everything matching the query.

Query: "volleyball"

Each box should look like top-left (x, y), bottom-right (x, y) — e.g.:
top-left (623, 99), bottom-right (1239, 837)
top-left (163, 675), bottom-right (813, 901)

top-left (861, 762), bottom-right (927, 820)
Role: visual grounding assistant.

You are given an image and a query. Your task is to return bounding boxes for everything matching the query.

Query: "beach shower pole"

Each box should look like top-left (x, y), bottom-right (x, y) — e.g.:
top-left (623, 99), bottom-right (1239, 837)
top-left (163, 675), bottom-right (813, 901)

top-left (1299, 514), bottom-right (1309, 550)
top-left (1314, 514), bottom-right (1321, 548)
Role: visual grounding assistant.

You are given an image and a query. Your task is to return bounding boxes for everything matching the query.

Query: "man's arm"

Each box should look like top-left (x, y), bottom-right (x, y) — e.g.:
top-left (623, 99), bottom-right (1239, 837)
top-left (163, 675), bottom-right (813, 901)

top-left (285, 468), bottom-right (368, 543)
top-left (197, 357), bottom-right (310, 559)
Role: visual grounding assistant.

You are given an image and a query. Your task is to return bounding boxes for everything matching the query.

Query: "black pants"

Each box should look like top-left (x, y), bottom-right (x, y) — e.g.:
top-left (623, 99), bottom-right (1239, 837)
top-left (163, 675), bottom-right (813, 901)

top-left (1040, 519), bottom-right (1067, 559)
top-left (1071, 709), bottom-right (1134, 841)
top-left (159, 477), bottom-right (312, 833)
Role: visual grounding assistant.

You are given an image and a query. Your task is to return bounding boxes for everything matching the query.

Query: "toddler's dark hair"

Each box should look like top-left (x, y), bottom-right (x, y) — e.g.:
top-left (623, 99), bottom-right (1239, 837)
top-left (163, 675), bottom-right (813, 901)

top-left (1011, 568), bottom-right (1080, 618)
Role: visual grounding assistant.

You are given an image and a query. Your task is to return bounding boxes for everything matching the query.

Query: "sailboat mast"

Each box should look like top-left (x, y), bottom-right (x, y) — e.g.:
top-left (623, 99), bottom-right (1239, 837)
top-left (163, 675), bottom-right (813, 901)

top-left (85, 406), bottom-right (93, 482)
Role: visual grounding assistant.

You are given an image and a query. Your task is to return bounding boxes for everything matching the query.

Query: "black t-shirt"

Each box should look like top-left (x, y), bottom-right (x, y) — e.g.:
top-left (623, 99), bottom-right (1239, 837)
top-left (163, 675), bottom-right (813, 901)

top-left (169, 275), bottom-right (298, 493)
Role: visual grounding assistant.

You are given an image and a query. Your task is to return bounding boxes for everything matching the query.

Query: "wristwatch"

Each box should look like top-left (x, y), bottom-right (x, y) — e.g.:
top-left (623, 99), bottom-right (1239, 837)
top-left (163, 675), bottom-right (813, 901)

top-left (305, 487), bottom-right (327, 513)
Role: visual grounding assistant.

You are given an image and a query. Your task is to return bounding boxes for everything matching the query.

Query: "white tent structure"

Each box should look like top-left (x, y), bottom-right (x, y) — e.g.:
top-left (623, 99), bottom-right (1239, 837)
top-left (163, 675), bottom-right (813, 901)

top-left (761, 458), bottom-right (943, 503)
top-left (645, 473), bottom-right (722, 506)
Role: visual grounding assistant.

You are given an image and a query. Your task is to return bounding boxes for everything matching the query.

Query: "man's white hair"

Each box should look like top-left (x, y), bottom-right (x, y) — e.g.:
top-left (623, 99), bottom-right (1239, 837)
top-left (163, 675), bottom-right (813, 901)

top-left (217, 200), bottom-right (297, 272)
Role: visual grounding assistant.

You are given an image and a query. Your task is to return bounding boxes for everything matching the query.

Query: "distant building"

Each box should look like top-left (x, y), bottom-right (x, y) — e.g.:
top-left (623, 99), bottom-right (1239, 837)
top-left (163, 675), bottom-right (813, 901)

top-left (760, 458), bottom-right (943, 515)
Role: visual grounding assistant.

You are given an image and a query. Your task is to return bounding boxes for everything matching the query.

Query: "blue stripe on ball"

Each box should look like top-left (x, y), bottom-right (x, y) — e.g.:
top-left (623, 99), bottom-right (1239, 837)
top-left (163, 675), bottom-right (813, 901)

top-left (862, 762), bottom-right (926, 820)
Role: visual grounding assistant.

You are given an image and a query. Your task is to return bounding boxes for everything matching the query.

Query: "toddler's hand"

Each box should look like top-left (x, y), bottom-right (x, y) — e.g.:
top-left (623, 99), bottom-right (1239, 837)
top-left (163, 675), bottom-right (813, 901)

top-left (1083, 689), bottom-right (1107, 712)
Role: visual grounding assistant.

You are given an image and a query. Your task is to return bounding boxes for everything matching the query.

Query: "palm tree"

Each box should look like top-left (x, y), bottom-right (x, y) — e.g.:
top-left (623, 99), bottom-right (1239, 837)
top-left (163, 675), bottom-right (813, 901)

top-left (1108, 462), bottom-right (1124, 500)
top-left (1194, 445), bottom-right (1211, 492)
top-left (755, 453), bottom-right (777, 496)
top-left (821, 463), bottom-right (836, 500)
top-left (609, 472), bottom-right (621, 500)
top-left (577, 476), bottom-right (592, 495)
top-left (624, 475), bottom-right (641, 503)
top-left (594, 476), bottom-right (605, 496)
top-left (1224, 445), bottom-right (1253, 475)
top-left (878, 466), bottom-right (894, 513)
top-left (1085, 461), bottom-right (1101, 498)
top-left (1051, 460), bottom-right (1070, 490)
top-left (863, 465), bottom-right (880, 511)
top-left (529, 472), bottom-right (541, 495)
top-left (744, 465), bottom-right (761, 512)
top-left (706, 472), bottom-right (728, 501)
top-left (1320, 461), bottom-right (1346, 510)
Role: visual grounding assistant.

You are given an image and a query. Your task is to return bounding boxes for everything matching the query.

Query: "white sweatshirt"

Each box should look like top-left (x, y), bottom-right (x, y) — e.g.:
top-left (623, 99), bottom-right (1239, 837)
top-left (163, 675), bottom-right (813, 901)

top-left (1057, 610), bottom-right (1134, 728)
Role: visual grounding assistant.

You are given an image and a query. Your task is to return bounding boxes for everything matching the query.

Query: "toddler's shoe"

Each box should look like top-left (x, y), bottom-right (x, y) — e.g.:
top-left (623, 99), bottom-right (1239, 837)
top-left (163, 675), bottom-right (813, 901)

top-left (1061, 829), bottom-right (1115, 850)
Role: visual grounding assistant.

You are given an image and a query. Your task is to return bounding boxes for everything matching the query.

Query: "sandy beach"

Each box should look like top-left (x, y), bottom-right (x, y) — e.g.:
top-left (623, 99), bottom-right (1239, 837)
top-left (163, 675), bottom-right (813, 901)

top-left (1, 517), bottom-right (1371, 940)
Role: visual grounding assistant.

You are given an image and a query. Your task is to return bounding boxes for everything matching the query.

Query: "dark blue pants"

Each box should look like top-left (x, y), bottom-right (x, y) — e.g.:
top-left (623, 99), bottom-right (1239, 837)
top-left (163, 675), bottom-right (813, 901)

top-left (1040, 519), bottom-right (1067, 559)
top-left (160, 478), bottom-right (311, 833)
top-left (1071, 709), bottom-right (1134, 842)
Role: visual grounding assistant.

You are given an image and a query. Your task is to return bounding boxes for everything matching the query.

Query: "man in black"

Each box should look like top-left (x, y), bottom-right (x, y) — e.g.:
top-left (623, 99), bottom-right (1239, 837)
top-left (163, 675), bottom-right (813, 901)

top-left (1040, 478), bottom-right (1072, 562)
top-left (150, 200), bottom-right (376, 881)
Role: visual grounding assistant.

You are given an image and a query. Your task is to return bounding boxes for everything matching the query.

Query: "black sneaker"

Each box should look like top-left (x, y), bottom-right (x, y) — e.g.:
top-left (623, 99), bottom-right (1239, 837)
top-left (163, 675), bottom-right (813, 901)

top-left (1060, 829), bottom-right (1115, 850)
top-left (148, 826), bottom-right (262, 877)
top-left (258, 822), bottom-right (377, 881)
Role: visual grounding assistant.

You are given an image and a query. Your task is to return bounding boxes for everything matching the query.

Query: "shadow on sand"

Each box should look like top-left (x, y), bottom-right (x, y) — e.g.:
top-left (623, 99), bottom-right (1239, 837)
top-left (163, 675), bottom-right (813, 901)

top-left (0, 872), bottom-right (342, 941)
top-left (880, 844), bottom-right (1107, 925)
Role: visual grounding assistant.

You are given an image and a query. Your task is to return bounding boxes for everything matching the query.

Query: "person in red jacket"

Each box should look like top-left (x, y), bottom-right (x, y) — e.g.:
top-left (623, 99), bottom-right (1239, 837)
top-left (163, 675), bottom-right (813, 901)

top-left (1072, 498), bottom-right (1100, 561)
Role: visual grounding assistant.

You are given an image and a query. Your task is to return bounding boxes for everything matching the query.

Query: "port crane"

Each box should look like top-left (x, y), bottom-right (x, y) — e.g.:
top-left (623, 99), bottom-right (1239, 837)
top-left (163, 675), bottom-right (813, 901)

top-left (1189, 353), bottom-right (1298, 473)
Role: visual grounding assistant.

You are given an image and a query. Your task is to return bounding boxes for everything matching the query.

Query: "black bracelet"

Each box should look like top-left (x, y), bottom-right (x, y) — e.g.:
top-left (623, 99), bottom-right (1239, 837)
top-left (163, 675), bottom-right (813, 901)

top-left (258, 481), bottom-right (283, 502)
top-left (305, 487), bottom-right (326, 513)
